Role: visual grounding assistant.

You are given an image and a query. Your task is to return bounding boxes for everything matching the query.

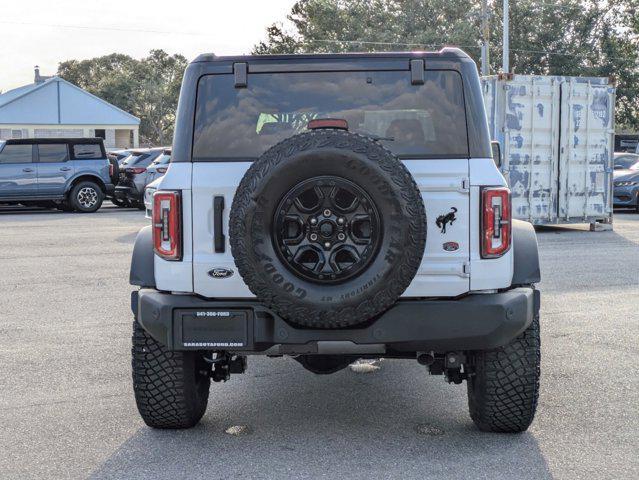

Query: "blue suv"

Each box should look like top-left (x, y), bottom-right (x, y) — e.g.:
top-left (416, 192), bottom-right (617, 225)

top-left (0, 138), bottom-right (114, 212)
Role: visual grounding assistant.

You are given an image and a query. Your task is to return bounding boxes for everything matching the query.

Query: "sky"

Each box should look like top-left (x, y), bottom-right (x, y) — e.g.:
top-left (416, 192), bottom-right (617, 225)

top-left (0, 0), bottom-right (298, 91)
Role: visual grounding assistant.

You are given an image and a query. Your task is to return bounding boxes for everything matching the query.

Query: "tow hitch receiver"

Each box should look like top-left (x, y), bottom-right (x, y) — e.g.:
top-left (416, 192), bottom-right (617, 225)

top-left (422, 351), bottom-right (470, 384)
top-left (204, 352), bottom-right (248, 382)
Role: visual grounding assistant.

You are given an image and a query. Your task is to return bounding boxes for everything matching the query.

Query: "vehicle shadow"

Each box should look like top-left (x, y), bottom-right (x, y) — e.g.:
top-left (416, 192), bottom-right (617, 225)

top-left (0, 203), bottom-right (142, 217)
top-left (89, 358), bottom-right (553, 480)
top-left (0, 205), bottom-right (62, 215)
top-left (518, 210), bottom-right (635, 233)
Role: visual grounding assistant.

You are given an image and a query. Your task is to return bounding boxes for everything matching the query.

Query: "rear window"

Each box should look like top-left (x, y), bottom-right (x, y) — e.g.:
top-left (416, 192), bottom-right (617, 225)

top-left (123, 155), bottom-right (140, 166)
top-left (123, 154), bottom-right (145, 166)
top-left (125, 152), bottom-right (159, 168)
top-left (73, 143), bottom-right (103, 159)
top-left (152, 154), bottom-right (171, 165)
top-left (193, 70), bottom-right (468, 160)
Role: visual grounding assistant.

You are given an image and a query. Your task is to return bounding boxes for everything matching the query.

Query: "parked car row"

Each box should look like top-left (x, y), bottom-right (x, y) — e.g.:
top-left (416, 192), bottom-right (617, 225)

top-left (111, 147), bottom-right (170, 209)
top-left (0, 138), bottom-right (172, 213)
top-left (107, 149), bottom-right (135, 163)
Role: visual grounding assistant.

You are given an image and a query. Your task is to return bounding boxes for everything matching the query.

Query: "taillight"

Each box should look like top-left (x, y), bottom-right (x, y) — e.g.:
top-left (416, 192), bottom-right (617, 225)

top-left (156, 167), bottom-right (168, 174)
top-left (127, 167), bottom-right (146, 174)
top-left (481, 187), bottom-right (511, 258)
top-left (109, 163), bottom-right (114, 177)
top-left (153, 191), bottom-right (182, 261)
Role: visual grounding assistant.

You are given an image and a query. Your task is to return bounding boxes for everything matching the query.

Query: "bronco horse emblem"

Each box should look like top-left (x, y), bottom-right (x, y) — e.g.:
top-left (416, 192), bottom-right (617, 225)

top-left (436, 207), bottom-right (457, 234)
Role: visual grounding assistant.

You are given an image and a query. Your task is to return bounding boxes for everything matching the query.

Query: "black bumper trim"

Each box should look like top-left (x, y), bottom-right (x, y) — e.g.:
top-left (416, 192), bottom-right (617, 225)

top-left (114, 185), bottom-right (142, 201)
top-left (134, 288), bottom-right (539, 353)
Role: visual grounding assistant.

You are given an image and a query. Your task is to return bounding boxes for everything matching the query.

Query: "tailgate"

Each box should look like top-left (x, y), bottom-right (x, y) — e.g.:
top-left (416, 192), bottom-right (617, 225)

top-left (190, 160), bottom-right (470, 299)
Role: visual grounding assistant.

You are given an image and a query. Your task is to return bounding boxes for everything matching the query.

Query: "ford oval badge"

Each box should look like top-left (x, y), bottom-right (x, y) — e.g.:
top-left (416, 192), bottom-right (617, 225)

top-left (208, 268), bottom-right (234, 279)
top-left (443, 241), bottom-right (459, 252)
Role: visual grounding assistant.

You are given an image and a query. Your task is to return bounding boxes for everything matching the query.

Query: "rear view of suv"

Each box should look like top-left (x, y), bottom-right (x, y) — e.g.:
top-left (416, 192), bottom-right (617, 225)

top-left (130, 49), bottom-right (541, 433)
top-left (0, 138), bottom-right (113, 212)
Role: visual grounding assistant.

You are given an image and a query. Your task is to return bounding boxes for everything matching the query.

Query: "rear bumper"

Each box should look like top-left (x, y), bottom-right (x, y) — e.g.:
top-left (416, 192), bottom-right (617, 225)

top-left (133, 287), bottom-right (540, 354)
top-left (114, 185), bottom-right (142, 202)
top-left (613, 187), bottom-right (639, 206)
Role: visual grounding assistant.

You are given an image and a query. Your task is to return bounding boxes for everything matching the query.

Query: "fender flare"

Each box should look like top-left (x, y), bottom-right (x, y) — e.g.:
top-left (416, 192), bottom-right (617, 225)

top-left (64, 173), bottom-right (107, 194)
top-left (511, 219), bottom-right (541, 286)
top-left (130, 226), bottom-right (155, 288)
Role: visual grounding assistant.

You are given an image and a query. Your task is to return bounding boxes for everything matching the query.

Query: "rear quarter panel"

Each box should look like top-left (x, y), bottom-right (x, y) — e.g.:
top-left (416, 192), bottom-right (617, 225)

top-left (469, 158), bottom-right (514, 290)
top-left (68, 158), bottom-right (112, 189)
top-left (153, 163), bottom-right (193, 293)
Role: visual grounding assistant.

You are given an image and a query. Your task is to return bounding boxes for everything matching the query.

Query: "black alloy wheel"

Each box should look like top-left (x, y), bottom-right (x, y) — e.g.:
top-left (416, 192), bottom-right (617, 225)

top-left (274, 176), bottom-right (381, 284)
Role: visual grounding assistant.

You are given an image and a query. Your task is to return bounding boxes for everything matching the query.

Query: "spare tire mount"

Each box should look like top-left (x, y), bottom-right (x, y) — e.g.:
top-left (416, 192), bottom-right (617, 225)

top-left (230, 129), bottom-right (426, 329)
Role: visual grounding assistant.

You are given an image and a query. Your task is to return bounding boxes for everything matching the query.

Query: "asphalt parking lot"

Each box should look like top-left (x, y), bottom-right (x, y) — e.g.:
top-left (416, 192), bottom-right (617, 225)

top-left (0, 203), bottom-right (637, 480)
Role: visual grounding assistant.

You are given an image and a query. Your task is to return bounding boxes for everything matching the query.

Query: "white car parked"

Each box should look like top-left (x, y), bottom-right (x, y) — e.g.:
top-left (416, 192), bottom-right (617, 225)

top-left (143, 177), bottom-right (161, 219)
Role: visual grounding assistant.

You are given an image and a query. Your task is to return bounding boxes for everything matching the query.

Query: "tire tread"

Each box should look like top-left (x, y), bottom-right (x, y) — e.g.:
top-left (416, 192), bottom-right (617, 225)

top-left (131, 321), bottom-right (209, 429)
top-left (467, 314), bottom-right (541, 433)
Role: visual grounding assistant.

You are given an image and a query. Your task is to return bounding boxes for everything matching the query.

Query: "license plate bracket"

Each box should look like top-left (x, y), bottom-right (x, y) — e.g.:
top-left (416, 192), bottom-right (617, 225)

top-left (174, 309), bottom-right (253, 350)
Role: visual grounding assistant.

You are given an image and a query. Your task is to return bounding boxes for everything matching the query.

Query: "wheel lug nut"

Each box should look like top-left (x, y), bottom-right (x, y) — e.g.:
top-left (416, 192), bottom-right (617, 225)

top-left (310, 233), bottom-right (318, 241)
top-left (309, 217), bottom-right (317, 225)
top-left (337, 233), bottom-right (346, 241)
top-left (324, 242), bottom-right (331, 249)
top-left (337, 217), bottom-right (345, 225)
top-left (323, 209), bottom-right (331, 217)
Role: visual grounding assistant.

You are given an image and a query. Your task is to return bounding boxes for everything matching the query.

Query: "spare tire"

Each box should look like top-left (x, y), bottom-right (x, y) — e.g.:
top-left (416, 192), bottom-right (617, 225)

top-left (230, 129), bottom-right (426, 328)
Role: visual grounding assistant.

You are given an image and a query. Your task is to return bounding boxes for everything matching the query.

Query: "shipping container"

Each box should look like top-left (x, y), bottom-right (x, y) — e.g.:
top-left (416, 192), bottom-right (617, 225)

top-left (482, 74), bottom-right (615, 227)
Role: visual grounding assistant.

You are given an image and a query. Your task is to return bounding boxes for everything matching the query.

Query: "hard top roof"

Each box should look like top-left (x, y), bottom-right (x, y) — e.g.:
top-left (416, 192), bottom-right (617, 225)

top-left (4, 137), bottom-right (104, 145)
top-left (192, 48), bottom-right (470, 64)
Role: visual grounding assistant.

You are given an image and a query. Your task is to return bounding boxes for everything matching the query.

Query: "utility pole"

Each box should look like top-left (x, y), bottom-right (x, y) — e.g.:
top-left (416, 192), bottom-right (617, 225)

top-left (502, 0), bottom-right (509, 73)
top-left (480, 0), bottom-right (490, 76)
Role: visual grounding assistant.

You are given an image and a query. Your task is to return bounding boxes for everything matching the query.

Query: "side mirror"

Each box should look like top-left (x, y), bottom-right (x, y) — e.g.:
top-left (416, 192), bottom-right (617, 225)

top-left (491, 141), bottom-right (502, 168)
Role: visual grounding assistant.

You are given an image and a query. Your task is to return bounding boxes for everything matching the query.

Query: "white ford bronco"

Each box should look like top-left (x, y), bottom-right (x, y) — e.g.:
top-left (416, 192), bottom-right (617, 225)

top-left (130, 49), bottom-right (541, 433)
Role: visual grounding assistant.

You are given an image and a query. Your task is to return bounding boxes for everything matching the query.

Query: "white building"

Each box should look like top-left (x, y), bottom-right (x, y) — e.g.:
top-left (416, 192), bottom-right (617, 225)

top-left (0, 67), bottom-right (140, 149)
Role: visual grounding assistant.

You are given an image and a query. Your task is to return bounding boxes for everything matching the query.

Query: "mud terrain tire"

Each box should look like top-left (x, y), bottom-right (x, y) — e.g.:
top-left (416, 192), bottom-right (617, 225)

top-left (230, 129), bottom-right (426, 328)
top-left (132, 320), bottom-right (210, 429)
top-left (467, 314), bottom-right (541, 433)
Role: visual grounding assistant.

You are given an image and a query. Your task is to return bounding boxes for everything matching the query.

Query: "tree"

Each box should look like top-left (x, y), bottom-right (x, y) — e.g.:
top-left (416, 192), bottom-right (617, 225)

top-left (58, 53), bottom-right (138, 122)
top-left (254, 0), bottom-right (639, 130)
top-left (131, 50), bottom-right (187, 146)
top-left (58, 50), bottom-right (188, 145)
